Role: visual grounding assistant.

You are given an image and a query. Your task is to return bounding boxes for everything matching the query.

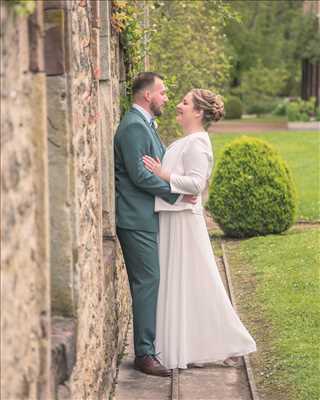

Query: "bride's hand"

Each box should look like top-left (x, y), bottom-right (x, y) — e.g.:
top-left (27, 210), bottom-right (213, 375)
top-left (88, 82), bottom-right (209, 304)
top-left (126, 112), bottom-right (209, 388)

top-left (143, 155), bottom-right (162, 177)
top-left (143, 155), bottom-right (170, 182)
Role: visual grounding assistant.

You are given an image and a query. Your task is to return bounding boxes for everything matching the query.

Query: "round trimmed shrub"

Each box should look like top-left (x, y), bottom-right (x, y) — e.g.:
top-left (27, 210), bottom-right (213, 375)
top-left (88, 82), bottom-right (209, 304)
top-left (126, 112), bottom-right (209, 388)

top-left (225, 97), bottom-right (243, 119)
top-left (208, 136), bottom-right (297, 238)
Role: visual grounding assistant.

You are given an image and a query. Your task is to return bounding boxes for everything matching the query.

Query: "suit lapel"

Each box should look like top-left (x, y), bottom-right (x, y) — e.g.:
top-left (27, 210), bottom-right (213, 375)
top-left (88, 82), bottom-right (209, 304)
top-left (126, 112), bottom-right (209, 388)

top-left (149, 122), bottom-right (166, 156)
top-left (130, 107), bottom-right (165, 158)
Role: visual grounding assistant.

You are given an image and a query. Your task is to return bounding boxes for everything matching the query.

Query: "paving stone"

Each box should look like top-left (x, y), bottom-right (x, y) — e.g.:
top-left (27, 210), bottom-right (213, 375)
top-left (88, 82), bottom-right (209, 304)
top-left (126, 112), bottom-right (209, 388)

top-left (114, 326), bottom-right (171, 400)
top-left (179, 365), bottom-right (251, 400)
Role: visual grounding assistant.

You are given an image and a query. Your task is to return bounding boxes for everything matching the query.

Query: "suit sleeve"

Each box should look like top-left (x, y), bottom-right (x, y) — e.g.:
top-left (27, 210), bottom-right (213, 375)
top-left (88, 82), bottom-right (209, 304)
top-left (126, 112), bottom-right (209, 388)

top-left (119, 122), bottom-right (179, 204)
top-left (170, 137), bottom-right (213, 195)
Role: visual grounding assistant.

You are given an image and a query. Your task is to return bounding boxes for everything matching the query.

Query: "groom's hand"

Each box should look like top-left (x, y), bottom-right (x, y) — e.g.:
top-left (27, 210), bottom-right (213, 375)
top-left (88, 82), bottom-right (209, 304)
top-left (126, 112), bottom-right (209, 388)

top-left (182, 194), bottom-right (198, 204)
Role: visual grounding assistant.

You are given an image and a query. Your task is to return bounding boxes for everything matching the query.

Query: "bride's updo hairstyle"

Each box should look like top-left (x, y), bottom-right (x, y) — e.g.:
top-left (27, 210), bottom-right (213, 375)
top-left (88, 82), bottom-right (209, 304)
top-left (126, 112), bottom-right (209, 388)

top-left (191, 89), bottom-right (225, 127)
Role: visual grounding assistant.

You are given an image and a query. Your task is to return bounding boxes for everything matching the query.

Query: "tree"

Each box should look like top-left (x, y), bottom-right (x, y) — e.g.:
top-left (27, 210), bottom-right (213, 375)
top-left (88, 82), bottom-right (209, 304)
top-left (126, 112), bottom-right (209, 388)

top-left (222, 0), bottom-right (319, 112)
top-left (240, 60), bottom-right (288, 115)
top-left (149, 0), bottom-right (236, 142)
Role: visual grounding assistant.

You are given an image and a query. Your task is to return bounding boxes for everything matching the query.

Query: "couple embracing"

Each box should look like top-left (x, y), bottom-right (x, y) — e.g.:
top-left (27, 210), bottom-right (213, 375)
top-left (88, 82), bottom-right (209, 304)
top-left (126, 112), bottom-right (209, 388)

top-left (114, 72), bottom-right (256, 377)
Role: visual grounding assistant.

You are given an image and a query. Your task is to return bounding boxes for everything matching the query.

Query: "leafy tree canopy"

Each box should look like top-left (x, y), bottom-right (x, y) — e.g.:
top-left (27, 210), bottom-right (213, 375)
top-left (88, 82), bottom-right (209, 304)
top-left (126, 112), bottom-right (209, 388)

top-left (149, 0), bottom-right (237, 142)
top-left (223, 0), bottom-right (320, 99)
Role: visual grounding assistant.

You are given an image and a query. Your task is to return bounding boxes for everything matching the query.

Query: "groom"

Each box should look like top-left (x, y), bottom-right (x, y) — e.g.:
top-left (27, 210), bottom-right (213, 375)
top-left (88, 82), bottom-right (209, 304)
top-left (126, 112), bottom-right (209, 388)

top-left (114, 72), bottom-right (195, 376)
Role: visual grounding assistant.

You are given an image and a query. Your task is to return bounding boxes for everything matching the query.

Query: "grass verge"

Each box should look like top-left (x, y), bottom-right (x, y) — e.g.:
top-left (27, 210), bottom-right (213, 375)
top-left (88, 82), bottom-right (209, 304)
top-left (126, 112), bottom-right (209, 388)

top-left (225, 226), bottom-right (320, 400)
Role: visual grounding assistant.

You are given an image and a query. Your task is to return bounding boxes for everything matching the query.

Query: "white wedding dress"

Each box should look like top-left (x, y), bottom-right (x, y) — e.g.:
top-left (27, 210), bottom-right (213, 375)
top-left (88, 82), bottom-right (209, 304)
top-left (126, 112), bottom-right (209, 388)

top-left (154, 131), bottom-right (256, 369)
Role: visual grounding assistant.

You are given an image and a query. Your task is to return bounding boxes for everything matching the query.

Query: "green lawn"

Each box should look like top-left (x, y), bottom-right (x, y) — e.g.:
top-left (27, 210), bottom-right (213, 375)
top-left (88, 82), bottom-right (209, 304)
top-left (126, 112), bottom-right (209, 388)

top-left (210, 131), bottom-right (320, 221)
top-left (208, 129), bottom-right (319, 398)
top-left (226, 227), bottom-right (320, 400)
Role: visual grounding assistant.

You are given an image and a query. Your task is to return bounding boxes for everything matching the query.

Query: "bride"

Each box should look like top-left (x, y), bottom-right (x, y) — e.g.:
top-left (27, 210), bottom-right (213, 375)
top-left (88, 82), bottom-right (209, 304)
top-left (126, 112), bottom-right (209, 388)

top-left (143, 89), bottom-right (256, 369)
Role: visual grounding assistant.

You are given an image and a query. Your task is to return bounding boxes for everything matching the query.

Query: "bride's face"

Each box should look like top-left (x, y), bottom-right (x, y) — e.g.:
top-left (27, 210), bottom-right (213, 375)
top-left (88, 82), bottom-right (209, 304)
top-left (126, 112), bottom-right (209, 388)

top-left (176, 92), bottom-right (201, 128)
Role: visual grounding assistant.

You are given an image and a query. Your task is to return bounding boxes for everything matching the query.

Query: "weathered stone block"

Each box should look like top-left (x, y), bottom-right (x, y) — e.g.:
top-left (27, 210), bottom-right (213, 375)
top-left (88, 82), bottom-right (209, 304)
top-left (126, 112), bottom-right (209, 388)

top-left (44, 9), bottom-right (66, 75)
top-left (19, 17), bottom-right (31, 74)
top-left (47, 75), bottom-right (76, 317)
top-left (51, 317), bottom-right (76, 385)
top-left (57, 383), bottom-right (71, 400)
top-left (91, 0), bottom-right (100, 28)
top-left (1, 4), bottom-right (50, 399)
top-left (100, 81), bottom-right (116, 237)
top-left (50, 317), bottom-right (76, 400)
top-left (28, 1), bottom-right (45, 72)
top-left (99, 0), bottom-right (111, 80)
top-left (44, 0), bottom-right (65, 10)
top-left (91, 26), bottom-right (100, 79)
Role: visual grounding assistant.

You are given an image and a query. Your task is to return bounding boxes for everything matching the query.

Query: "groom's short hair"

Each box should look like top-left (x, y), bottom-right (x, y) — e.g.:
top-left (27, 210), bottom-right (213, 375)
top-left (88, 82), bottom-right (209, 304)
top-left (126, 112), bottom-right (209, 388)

top-left (132, 72), bottom-right (164, 96)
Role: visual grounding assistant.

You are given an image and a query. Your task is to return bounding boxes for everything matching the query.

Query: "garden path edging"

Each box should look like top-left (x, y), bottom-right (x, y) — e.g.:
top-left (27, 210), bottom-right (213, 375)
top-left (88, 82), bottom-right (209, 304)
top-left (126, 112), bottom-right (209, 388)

top-left (221, 241), bottom-right (260, 400)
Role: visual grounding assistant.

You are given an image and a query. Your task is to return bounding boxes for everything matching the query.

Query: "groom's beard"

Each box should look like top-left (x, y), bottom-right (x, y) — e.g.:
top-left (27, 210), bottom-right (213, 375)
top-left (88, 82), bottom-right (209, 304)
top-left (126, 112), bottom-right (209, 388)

top-left (150, 101), bottom-right (163, 117)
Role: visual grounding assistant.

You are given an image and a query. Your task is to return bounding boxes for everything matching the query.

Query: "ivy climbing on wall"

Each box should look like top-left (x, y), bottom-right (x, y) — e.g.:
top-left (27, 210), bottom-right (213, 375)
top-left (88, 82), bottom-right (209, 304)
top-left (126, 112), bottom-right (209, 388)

top-left (7, 0), bottom-right (35, 16)
top-left (111, 0), bottom-right (147, 113)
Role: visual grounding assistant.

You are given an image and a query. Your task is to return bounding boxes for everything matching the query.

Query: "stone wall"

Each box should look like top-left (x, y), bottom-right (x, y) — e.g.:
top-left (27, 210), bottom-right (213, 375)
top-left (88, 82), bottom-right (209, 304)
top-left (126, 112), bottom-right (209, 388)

top-left (69, 1), bottom-right (131, 398)
top-left (0, 2), bottom-right (51, 399)
top-left (1, 1), bottom-right (131, 399)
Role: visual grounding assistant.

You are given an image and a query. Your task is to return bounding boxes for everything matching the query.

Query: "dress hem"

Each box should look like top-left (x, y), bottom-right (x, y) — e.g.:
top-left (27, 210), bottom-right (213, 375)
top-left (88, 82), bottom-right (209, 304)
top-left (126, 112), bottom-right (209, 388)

top-left (161, 345), bottom-right (257, 370)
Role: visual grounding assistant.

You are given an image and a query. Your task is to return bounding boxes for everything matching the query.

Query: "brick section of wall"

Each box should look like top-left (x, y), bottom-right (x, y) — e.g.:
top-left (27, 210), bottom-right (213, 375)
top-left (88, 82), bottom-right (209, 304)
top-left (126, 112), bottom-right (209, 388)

top-left (1, 3), bottom-right (51, 399)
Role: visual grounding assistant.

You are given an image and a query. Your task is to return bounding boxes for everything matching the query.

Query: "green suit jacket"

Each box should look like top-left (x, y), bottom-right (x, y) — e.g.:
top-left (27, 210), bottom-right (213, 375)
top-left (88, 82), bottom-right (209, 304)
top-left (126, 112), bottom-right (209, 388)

top-left (114, 107), bottom-right (179, 232)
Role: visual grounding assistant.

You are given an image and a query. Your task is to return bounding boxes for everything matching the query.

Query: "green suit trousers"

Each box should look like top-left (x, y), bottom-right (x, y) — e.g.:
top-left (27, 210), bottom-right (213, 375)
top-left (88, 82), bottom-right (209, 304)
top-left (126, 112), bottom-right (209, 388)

top-left (117, 227), bottom-right (160, 356)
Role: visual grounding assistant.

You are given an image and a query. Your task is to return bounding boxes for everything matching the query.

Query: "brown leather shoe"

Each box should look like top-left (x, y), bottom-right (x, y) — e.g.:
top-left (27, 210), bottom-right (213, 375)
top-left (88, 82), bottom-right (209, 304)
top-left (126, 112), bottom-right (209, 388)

top-left (134, 355), bottom-right (171, 377)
